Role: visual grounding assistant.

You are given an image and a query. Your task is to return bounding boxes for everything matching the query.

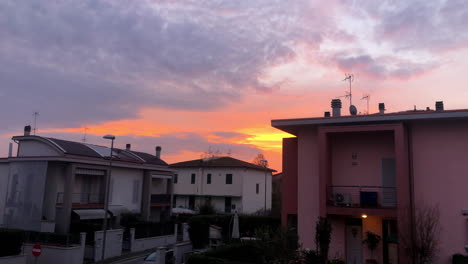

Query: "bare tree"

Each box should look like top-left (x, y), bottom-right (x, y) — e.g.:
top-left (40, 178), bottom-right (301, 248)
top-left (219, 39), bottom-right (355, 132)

top-left (401, 204), bottom-right (441, 264)
top-left (253, 153), bottom-right (268, 167)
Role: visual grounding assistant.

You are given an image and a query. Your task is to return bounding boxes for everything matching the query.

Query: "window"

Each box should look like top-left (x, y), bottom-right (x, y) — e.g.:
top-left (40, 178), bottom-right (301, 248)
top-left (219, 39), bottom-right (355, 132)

top-left (191, 173), bottom-right (196, 184)
top-left (174, 174), bottom-right (178, 184)
top-left (226, 174), bottom-right (233, 184)
top-left (207, 174), bottom-right (212, 184)
top-left (225, 197), bottom-right (232, 213)
top-left (132, 180), bottom-right (140, 204)
top-left (256, 183), bottom-right (259, 194)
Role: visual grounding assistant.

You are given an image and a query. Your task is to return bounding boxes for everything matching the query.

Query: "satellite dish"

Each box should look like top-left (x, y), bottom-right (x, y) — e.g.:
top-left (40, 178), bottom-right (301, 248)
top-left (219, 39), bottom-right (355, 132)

top-left (350, 105), bottom-right (357, 115)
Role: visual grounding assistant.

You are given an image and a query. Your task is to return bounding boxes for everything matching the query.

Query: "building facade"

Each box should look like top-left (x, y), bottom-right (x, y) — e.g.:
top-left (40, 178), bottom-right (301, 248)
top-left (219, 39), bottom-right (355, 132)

top-left (171, 156), bottom-right (274, 214)
top-left (273, 101), bottom-right (468, 264)
top-left (0, 128), bottom-right (174, 233)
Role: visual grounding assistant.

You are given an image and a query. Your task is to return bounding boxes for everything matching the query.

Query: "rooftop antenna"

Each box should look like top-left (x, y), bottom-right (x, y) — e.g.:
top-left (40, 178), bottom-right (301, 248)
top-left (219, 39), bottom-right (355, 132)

top-left (33, 111), bottom-right (39, 135)
top-left (361, 94), bottom-right (370, 114)
top-left (342, 73), bottom-right (354, 106)
top-left (82, 127), bottom-right (89, 143)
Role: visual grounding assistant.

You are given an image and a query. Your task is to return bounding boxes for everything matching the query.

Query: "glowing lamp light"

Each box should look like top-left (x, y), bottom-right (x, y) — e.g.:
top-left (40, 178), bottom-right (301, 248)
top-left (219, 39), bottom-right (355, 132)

top-left (361, 214), bottom-right (368, 219)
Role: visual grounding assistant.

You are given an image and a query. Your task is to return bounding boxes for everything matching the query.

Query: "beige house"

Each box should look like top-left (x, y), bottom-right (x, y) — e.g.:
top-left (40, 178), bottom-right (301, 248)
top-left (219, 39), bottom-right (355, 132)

top-left (171, 156), bottom-right (275, 214)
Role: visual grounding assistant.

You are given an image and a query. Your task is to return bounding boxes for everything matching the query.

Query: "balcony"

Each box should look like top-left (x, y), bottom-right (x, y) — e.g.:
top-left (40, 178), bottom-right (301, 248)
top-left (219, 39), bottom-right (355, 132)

top-left (327, 185), bottom-right (396, 209)
top-left (56, 193), bottom-right (104, 208)
top-left (151, 194), bottom-right (171, 207)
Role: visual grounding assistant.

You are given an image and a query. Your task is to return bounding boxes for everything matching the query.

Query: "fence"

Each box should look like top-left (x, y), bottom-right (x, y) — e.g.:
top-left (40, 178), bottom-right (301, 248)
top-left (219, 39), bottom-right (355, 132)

top-left (327, 185), bottom-right (397, 208)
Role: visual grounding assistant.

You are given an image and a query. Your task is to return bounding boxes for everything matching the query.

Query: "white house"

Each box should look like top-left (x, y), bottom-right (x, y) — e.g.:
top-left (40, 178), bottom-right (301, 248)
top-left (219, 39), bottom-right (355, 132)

top-left (0, 126), bottom-right (174, 233)
top-left (171, 156), bottom-right (275, 214)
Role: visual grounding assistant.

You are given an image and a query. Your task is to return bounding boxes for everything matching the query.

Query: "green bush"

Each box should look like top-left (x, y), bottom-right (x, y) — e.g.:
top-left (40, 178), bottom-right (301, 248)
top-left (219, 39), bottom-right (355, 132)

top-left (453, 254), bottom-right (468, 264)
top-left (187, 253), bottom-right (256, 264)
top-left (0, 229), bottom-right (24, 257)
top-left (205, 242), bottom-right (263, 264)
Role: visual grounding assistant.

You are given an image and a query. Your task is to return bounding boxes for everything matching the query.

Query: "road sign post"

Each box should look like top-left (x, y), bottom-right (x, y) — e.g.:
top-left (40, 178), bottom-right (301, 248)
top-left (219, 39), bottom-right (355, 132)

top-left (32, 244), bottom-right (41, 264)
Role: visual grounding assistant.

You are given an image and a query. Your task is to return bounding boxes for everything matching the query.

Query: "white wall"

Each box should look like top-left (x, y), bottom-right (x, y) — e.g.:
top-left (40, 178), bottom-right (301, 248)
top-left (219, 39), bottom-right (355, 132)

top-left (110, 168), bottom-right (144, 213)
top-left (173, 167), bottom-right (271, 214)
top-left (0, 163), bottom-right (9, 226)
top-left (17, 141), bottom-right (61, 157)
top-left (173, 168), bottom-right (243, 197)
top-left (241, 169), bottom-right (272, 213)
top-left (42, 164), bottom-right (65, 222)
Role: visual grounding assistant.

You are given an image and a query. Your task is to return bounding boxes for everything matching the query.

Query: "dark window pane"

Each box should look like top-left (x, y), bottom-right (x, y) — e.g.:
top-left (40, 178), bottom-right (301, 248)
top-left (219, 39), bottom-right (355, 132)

top-left (226, 174), bottom-right (232, 184)
top-left (256, 184), bottom-right (259, 194)
top-left (174, 174), bottom-right (178, 184)
top-left (207, 174), bottom-right (211, 184)
top-left (191, 173), bottom-right (196, 184)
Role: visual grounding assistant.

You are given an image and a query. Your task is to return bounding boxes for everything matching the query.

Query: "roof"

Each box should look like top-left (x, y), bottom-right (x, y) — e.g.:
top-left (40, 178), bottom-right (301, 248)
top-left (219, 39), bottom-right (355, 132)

top-left (170, 156), bottom-right (276, 172)
top-left (272, 109), bottom-right (468, 135)
top-left (11, 135), bottom-right (168, 166)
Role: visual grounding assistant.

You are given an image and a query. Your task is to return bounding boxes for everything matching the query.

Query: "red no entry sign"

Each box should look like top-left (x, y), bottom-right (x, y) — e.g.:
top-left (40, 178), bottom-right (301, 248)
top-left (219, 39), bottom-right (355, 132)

top-left (32, 244), bottom-right (41, 257)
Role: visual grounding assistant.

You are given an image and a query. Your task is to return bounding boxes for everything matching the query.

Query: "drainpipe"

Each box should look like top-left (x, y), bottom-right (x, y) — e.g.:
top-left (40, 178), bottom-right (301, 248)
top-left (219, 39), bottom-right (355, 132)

top-left (405, 122), bottom-right (416, 263)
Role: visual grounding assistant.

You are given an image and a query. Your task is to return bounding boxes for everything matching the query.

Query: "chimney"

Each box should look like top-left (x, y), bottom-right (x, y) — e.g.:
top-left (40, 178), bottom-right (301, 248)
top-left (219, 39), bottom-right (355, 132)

top-left (24, 125), bottom-right (31, 136)
top-left (126, 144), bottom-right (131, 151)
top-left (324, 111), bottom-right (331, 117)
top-left (156, 146), bottom-right (162, 159)
top-left (8, 143), bottom-right (13, 158)
top-left (331, 99), bottom-right (342, 117)
top-left (378, 103), bottom-right (385, 114)
top-left (435, 101), bottom-right (444, 111)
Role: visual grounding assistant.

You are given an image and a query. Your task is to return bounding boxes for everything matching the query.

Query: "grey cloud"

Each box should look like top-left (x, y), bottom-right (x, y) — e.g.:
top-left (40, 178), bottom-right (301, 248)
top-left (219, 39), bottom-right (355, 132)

top-left (359, 0), bottom-right (468, 51)
top-left (335, 54), bottom-right (435, 80)
top-left (0, 0), bottom-right (318, 128)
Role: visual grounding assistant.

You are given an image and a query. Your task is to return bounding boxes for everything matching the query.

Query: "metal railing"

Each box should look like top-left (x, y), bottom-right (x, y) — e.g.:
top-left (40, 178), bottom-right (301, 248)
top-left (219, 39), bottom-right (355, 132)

top-left (151, 194), bottom-right (171, 204)
top-left (56, 193), bottom-right (104, 205)
top-left (327, 185), bottom-right (397, 208)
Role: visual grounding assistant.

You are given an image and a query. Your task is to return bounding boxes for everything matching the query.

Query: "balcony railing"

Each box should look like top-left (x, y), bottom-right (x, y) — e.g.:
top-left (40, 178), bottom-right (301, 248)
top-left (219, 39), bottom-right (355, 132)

top-left (151, 194), bottom-right (171, 205)
top-left (56, 193), bottom-right (104, 205)
top-left (327, 185), bottom-right (396, 208)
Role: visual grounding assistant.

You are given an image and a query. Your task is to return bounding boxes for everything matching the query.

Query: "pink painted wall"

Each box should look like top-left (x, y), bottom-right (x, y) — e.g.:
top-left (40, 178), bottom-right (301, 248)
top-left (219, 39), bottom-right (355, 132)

top-left (281, 138), bottom-right (298, 225)
top-left (330, 131), bottom-right (394, 186)
top-left (297, 128), bottom-right (320, 249)
top-left (411, 120), bottom-right (468, 263)
top-left (329, 217), bottom-right (346, 260)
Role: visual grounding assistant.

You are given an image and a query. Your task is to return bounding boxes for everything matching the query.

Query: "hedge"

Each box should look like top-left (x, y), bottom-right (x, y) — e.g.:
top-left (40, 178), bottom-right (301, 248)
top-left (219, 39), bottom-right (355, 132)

top-left (453, 254), bottom-right (468, 264)
top-left (0, 229), bottom-right (23, 257)
top-left (187, 254), bottom-right (255, 264)
top-left (188, 214), bottom-right (280, 248)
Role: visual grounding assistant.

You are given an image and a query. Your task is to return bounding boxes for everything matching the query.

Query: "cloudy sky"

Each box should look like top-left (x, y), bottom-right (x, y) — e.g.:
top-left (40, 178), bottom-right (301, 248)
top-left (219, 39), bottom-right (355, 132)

top-left (2, 0), bottom-right (468, 170)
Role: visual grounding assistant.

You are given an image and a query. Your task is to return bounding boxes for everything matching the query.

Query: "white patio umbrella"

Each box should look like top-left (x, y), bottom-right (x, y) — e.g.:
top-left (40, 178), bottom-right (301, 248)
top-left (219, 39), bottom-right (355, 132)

top-left (232, 212), bottom-right (240, 239)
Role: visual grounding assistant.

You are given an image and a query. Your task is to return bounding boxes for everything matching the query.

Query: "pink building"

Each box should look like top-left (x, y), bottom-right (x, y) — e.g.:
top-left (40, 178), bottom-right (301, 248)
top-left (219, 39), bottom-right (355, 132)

top-left (272, 100), bottom-right (468, 264)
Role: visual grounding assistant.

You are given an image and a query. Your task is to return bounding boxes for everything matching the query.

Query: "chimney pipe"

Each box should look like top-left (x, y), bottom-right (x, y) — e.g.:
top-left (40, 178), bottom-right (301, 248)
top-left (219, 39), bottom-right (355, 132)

top-left (156, 146), bottom-right (162, 159)
top-left (378, 103), bottom-right (385, 114)
top-left (324, 111), bottom-right (330, 117)
top-left (24, 125), bottom-right (31, 136)
top-left (126, 144), bottom-right (131, 151)
top-left (331, 99), bottom-right (342, 117)
top-left (8, 143), bottom-right (13, 158)
top-left (435, 101), bottom-right (444, 111)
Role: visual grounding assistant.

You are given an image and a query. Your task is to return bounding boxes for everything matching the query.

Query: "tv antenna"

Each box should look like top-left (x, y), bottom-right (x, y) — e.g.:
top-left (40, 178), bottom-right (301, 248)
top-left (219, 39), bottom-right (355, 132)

top-left (342, 74), bottom-right (354, 106)
top-left (82, 127), bottom-right (89, 143)
top-left (361, 94), bottom-right (370, 114)
top-left (33, 112), bottom-right (39, 135)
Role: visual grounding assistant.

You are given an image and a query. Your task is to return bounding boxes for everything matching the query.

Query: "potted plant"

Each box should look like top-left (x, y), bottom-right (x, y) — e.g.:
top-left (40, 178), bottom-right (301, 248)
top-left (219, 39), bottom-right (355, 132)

top-left (363, 231), bottom-right (381, 264)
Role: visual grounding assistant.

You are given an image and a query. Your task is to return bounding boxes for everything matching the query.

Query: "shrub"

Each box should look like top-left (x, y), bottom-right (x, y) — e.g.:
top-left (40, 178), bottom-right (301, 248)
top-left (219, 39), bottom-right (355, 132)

top-left (453, 254), bottom-right (468, 264)
top-left (315, 217), bottom-right (332, 263)
top-left (205, 242), bottom-right (263, 264)
top-left (187, 214), bottom-right (280, 248)
top-left (0, 229), bottom-right (24, 257)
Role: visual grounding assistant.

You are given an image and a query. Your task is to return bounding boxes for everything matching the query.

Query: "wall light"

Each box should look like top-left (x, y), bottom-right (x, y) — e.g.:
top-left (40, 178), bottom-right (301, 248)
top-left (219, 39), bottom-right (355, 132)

top-left (361, 214), bottom-right (368, 219)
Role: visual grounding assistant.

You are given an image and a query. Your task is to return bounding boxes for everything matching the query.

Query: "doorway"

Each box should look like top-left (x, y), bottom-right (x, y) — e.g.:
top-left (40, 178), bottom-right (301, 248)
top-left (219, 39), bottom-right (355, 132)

top-left (346, 218), bottom-right (363, 264)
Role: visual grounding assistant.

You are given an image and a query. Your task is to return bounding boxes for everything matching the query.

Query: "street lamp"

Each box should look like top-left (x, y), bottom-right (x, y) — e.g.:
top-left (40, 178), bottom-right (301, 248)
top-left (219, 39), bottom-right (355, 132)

top-left (102, 134), bottom-right (115, 261)
top-left (261, 159), bottom-right (268, 215)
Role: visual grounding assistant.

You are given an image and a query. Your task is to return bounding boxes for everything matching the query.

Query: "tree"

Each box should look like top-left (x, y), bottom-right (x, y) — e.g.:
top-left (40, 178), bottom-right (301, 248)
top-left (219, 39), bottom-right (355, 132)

top-left (253, 153), bottom-right (268, 167)
top-left (315, 217), bottom-right (332, 264)
top-left (401, 204), bottom-right (441, 264)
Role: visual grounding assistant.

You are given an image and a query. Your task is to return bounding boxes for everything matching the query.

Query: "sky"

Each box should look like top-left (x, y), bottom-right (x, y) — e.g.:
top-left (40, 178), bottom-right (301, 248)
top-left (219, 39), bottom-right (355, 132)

top-left (1, 0), bottom-right (468, 171)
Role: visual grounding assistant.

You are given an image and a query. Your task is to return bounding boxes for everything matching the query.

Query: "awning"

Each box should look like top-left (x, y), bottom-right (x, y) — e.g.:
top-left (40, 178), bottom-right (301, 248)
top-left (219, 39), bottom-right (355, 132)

top-left (73, 209), bottom-right (108, 220)
top-left (108, 206), bottom-right (128, 217)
